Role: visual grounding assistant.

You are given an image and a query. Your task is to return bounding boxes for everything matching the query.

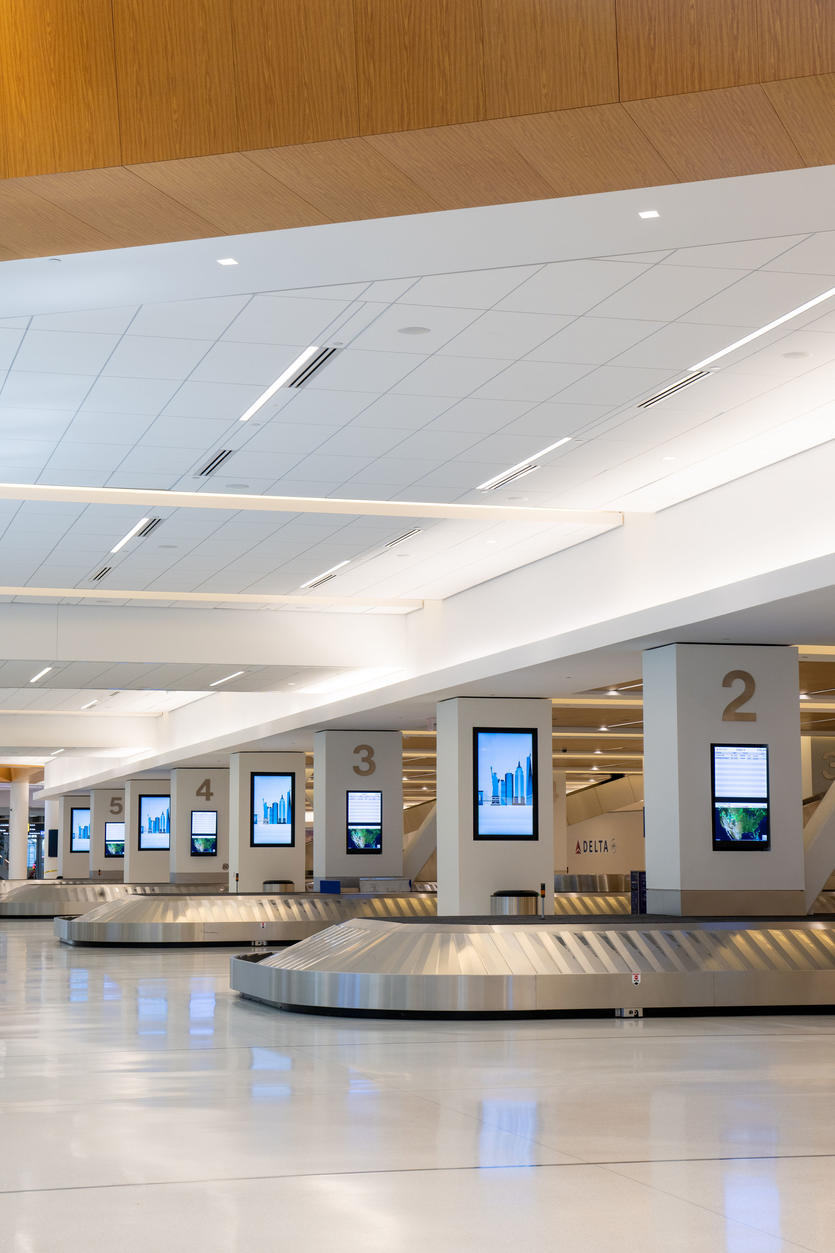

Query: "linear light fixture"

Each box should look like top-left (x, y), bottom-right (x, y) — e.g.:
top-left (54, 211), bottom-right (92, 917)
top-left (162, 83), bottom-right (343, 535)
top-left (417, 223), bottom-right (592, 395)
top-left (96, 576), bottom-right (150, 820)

top-left (50, 748), bottom-right (64, 755)
top-left (477, 437), bottom-right (572, 492)
top-left (239, 346), bottom-right (323, 422)
top-left (690, 284), bottom-right (835, 371)
top-left (209, 670), bottom-right (245, 687)
top-left (299, 560), bottom-right (350, 590)
top-left (30, 666), bottom-right (52, 683)
top-left (639, 210), bottom-right (660, 219)
top-left (111, 517), bottom-right (150, 554)
top-left (80, 700), bottom-right (98, 710)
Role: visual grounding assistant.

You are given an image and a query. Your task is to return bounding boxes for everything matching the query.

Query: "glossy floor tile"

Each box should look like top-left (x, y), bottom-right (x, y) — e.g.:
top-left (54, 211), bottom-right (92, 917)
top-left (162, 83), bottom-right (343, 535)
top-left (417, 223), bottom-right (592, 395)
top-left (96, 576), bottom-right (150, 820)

top-left (1, 921), bottom-right (834, 1251)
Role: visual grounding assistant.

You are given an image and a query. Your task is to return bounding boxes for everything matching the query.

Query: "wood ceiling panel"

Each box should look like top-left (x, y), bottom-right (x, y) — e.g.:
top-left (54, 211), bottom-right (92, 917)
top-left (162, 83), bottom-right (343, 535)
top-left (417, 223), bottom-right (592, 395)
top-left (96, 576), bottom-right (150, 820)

top-left (616, 0), bottom-right (760, 100)
top-left (232, 0), bottom-right (358, 149)
top-left (758, 0), bottom-right (835, 80)
top-left (624, 85), bottom-right (804, 181)
top-left (244, 139), bottom-right (442, 221)
top-left (130, 152), bottom-right (330, 233)
top-left (0, 179), bottom-right (116, 256)
top-left (354, 0), bottom-right (485, 134)
top-left (765, 74), bottom-right (835, 167)
top-left (481, 0), bottom-right (618, 117)
top-left (366, 121), bottom-right (557, 210)
top-left (113, 0), bottom-right (239, 164)
top-left (492, 104), bottom-right (676, 196)
top-left (0, 0), bottom-right (121, 178)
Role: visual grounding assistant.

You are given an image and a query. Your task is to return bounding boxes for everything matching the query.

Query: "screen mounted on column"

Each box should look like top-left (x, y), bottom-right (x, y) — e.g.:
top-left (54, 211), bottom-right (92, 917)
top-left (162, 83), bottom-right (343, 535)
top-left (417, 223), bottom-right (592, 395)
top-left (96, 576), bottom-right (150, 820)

top-left (138, 795), bottom-right (171, 851)
top-left (191, 810), bottom-right (218, 856)
top-left (473, 728), bottom-right (538, 840)
top-left (104, 821), bottom-right (125, 857)
top-left (346, 790), bottom-right (382, 853)
top-left (711, 744), bottom-right (770, 850)
top-left (70, 806), bottom-right (91, 853)
top-left (250, 773), bottom-right (295, 847)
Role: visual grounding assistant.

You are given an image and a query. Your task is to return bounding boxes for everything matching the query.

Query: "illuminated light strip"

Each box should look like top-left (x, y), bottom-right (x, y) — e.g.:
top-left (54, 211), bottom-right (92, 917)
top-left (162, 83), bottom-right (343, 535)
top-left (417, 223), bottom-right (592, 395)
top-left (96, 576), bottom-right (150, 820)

top-left (29, 666), bottom-right (52, 683)
top-left (300, 560), bottom-right (350, 590)
top-left (111, 517), bottom-right (150, 554)
top-left (690, 284), bottom-right (835, 370)
top-left (477, 437), bottom-right (572, 492)
top-left (209, 671), bottom-right (245, 687)
top-left (238, 346), bottom-right (322, 422)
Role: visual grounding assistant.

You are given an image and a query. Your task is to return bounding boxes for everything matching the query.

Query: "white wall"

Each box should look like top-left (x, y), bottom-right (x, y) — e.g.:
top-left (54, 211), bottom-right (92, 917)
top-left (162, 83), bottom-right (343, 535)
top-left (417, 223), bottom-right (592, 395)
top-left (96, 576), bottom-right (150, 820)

top-left (90, 789), bottom-right (124, 880)
top-left (124, 779), bottom-right (171, 884)
top-left (170, 768), bottom-right (229, 883)
top-left (312, 730), bottom-right (403, 880)
top-left (437, 697), bottom-right (555, 915)
top-left (229, 752), bottom-right (306, 893)
top-left (58, 794), bottom-right (91, 879)
top-left (567, 810), bottom-right (645, 875)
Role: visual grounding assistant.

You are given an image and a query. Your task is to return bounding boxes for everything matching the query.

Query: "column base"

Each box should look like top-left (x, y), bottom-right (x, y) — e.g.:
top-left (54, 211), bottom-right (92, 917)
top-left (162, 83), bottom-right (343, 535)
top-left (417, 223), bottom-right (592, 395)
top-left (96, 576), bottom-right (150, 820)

top-left (647, 888), bottom-right (807, 917)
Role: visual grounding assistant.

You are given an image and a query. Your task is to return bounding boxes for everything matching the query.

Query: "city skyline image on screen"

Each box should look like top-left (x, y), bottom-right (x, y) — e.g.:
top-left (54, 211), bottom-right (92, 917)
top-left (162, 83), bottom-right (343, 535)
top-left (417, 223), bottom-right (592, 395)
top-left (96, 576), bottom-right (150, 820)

top-left (474, 728), bottom-right (538, 839)
top-left (70, 807), bottom-right (91, 853)
top-left (138, 795), bottom-right (171, 850)
top-left (251, 773), bottom-right (294, 846)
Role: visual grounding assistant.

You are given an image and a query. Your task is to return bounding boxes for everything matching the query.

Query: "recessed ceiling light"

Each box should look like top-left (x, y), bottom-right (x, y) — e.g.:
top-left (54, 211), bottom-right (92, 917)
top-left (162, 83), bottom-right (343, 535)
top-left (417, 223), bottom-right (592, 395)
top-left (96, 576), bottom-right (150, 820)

top-left (599, 725), bottom-right (608, 731)
top-left (639, 210), bottom-right (660, 219)
top-left (217, 257), bottom-right (238, 266)
top-left (299, 560), bottom-right (350, 590)
top-left (662, 455), bottom-right (678, 462)
top-left (594, 749), bottom-right (602, 754)
top-left (485, 539), bottom-right (498, 545)
top-left (607, 689), bottom-right (619, 696)
top-left (398, 326), bottom-right (431, 335)
top-left (238, 346), bottom-right (323, 422)
top-left (592, 765), bottom-right (599, 771)
top-left (50, 748), bottom-right (64, 755)
top-left (209, 670), bottom-right (245, 687)
top-left (782, 350), bottom-right (810, 359)
top-left (80, 700), bottom-right (98, 710)
top-left (690, 283), bottom-right (835, 371)
top-left (800, 692), bottom-right (810, 700)
top-left (477, 437), bottom-right (571, 492)
top-left (111, 517), bottom-right (150, 554)
top-left (30, 666), bottom-right (52, 683)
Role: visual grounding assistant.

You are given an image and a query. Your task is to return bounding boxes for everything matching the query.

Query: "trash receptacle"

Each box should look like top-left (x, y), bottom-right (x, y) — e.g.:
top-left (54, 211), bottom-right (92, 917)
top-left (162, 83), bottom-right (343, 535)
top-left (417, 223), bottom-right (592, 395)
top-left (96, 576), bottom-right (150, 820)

top-left (262, 880), bottom-right (295, 894)
top-left (490, 889), bottom-right (539, 916)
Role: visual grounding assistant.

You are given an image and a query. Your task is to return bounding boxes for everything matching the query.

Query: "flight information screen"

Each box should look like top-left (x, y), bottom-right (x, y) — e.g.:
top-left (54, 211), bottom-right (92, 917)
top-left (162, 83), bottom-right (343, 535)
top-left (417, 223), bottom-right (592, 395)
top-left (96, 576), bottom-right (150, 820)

top-left (711, 744), bottom-right (770, 850)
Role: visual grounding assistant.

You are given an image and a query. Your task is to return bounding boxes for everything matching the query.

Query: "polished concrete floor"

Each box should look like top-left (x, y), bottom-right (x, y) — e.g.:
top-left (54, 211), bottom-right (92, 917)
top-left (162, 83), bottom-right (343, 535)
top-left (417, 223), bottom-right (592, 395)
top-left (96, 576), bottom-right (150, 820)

top-left (2, 921), bottom-right (835, 1252)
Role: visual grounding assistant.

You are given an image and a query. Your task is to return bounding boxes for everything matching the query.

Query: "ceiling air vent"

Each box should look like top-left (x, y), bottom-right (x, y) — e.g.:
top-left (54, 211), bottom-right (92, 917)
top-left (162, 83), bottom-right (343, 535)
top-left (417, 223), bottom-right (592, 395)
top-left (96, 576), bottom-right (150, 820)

top-left (637, 370), bottom-right (712, 409)
top-left (304, 571), bottom-right (338, 590)
top-left (384, 527), bottom-right (423, 549)
top-left (136, 517), bottom-right (162, 538)
top-left (198, 449), bottom-right (235, 476)
top-left (286, 346), bottom-right (339, 388)
top-left (478, 463), bottom-right (539, 492)
top-left (90, 566), bottom-right (111, 582)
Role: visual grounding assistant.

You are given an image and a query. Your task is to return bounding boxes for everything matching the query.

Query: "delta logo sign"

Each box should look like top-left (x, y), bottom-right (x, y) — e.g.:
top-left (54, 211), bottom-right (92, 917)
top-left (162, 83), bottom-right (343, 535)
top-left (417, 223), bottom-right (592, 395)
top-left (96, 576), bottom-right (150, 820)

top-left (575, 838), bottom-right (617, 856)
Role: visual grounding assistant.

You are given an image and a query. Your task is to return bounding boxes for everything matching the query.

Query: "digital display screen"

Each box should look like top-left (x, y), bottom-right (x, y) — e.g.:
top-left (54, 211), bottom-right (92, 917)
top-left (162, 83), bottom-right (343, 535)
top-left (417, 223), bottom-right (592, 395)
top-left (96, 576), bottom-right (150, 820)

top-left (346, 790), bottom-right (382, 854)
top-left (473, 728), bottom-right (538, 840)
top-left (104, 821), bottom-right (125, 858)
top-left (138, 794), bottom-right (171, 850)
top-left (70, 806), bottom-right (91, 853)
top-left (191, 809), bottom-right (218, 857)
top-left (251, 773), bottom-right (294, 847)
top-left (711, 744), bottom-right (770, 850)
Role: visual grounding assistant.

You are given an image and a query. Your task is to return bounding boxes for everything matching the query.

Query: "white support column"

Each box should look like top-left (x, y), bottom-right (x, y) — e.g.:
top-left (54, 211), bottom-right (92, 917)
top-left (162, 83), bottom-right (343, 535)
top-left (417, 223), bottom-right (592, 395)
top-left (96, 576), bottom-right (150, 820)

top-left (8, 777), bottom-right (30, 880)
top-left (170, 768), bottom-right (229, 884)
top-left (124, 779), bottom-right (171, 884)
top-left (313, 731), bottom-right (403, 884)
top-left (553, 770), bottom-right (568, 875)
top-left (58, 794), bottom-right (92, 879)
top-left (90, 789), bottom-right (125, 881)
top-left (43, 798), bottom-right (59, 878)
top-left (436, 697), bottom-right (555, 916)
top-left (229, 752), bottom-right (306, 893)
top-left (643, 643), bottom-right (804, 916)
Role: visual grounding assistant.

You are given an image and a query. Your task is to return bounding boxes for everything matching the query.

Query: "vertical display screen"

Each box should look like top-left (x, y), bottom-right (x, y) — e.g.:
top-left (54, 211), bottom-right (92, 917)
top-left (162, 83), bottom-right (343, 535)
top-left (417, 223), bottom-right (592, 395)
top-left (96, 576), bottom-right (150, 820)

top-left (104, 821), bottom-right (125, 858)
top-left (191, 810), bottom-right (218, 856)
top-left (473, 728), bottom-right (538, 840)
top-left (346, 790), bottom-right (382, 854)
top-left (70, 806), bottom-right (91, 853)
top-left (138, 795), bottom-right (171, 850)
top-left (711, 744), bottom-right (770, 850)
top-left (251, 773), bottom-right (295, 846)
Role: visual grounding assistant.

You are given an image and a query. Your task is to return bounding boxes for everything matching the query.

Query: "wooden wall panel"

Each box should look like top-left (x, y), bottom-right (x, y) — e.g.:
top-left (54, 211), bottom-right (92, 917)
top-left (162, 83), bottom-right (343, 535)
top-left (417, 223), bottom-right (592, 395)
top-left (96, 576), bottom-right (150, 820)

top-left (765, 75), bottom-right (835, 167)
top-left (354, 0), bottom-right (485, 133)
top-left (616, 0), bottom-right (760, 100)
top-left (0, 179), bottom-right (116, 255)
top-left (758, 0), bottom-right (835, 81)
top-left (113, 0), bottom-right (239, 164)
top-left (624, 86), bottom-right (804, 181)
top-left (232, 1), bottom-right (358, 148)
top-left (481, 0), bottom-right (618, 117)
top-left (0, 1), bottom-right (120, 178)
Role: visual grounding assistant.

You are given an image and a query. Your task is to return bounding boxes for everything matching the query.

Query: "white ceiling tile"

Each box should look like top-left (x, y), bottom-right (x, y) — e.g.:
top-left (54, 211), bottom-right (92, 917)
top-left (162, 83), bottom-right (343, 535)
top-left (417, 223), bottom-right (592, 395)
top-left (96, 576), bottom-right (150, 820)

top-left (0, 439), bottom-right (53, 468)
top-left (424, 397), bottom-right (529, 433)
top-left (191, 340), bottom-right (304, 386)
top-left (384, 428), bottom-right (479, 460)
top-left (0, 317), bottom-right (31, 329)
top-left (502, 401), bottom-right (611, 438)
top-left (34, 468), bottom-right (111, 487)
top-left (349, 394), bottom-right (452, 429)
top-left (212, 449), bottom-right (302, 478)
top-left (101, 335), bottom-right (214, 379)
top-left (349, 304), bottom-right (479, 354)
top-left (665, 236), bottom-right (808, 270)
top-left (719, 331), bottom-right (835, 380)
top-left (392, 355), bottom-right (508, 397)
top-left (362, 278), bottom-right (417, 302)
top-left (279, 388), bottom-right (379, 425)
top-left (397, 266), bottom-right (541, 310)
top-left (0, 408), bottom-right (73, 440)
top-left (45, 442), bottom-right (132, 471)
top-left (554, 365), bottom-right (675, 406)
top-left (611, 321), bottom-right (756, 370)
top-left (307, 349), bottom-right (420, 393)
top-left (764, 232), bottom-right (835, 275)
top-left (223, 295), bottom-right (351, 344)
top-left (527, 316), bottom-right (666, 365)
top-left (285, 452), bottom-right (372, 483)
top-left (475, 360), bottom-right (590, 402)
top-left (13, 329), bottom-right (120, 375)
top-left (591, 265), bottom-right (747, 321)
top-left (82, 376), bottom-right (179, 414)
top-left (0, 328), bottom-right (24, 370)
top-left (496, 260), bottom-right (649, 315)
top-left (139, 414), bottom-right (233, 448)
top-left (115, 445), bottom-right (200, 474)
top-left (681, 270), bottom-right (831, 328)
top-left (313, 425), bottom-right (406, 457)
top-left (439, 310), bottom-right (573, 359)
top-left (2, 371), bottom-right (96, 409)
top-left (276, 282), bottom-right (368, 301)
top-left (130, 295), bottom-right (250, 339)
top-left (161, 379), bottom-right (265, 420)
top-left (244, 423), bottom-right (339, 455)
top-left (30, 307), bottom-right (138, 334)
top-left (462, 430), bottom-right (568, 465)
top-left (62, 412), bottom-right (154, 445)
top-left (104, 471), bottom-right (183, 489)
top-left (342, 457), bottom-right (435, 486)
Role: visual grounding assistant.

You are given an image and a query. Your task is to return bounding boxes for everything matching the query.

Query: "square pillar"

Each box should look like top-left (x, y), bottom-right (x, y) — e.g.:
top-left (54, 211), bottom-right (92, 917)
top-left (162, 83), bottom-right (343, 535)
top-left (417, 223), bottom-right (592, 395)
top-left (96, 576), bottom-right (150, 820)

top-left (643, 643), bottom-right (804, 915)
top-left (124, 779), bottom-right (171, 884)
top-left (229, 752), bottom-right (306, 893)
top-left (436, 697), bottom-right (555, 916)
top-left (90, 789), bottom-right (125, 880)
top-left (170, 768), bottom-right (229, 884)
top-left (58, 795), bottom-right (91, 879)
top-left (313, 731), bottom-right (403, 883)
